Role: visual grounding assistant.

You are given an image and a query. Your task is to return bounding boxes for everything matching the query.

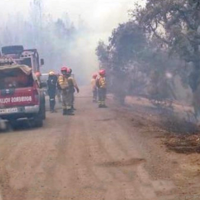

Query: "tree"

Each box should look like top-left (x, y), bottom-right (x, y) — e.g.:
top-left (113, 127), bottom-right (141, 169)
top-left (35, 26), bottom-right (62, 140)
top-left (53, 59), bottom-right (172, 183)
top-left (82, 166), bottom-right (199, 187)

top-left (96, 41), bottom-right (109, 68)
top-left (96, 9), bottom-right (182, 104)
top-left (96, 21), bottom-right (150, 103)
top-left (130, 0), bottom-right (200, 117)
top-left (134, 0), bottom-right (200, 91)
top-left (108, 21), bottom-right (147, 72)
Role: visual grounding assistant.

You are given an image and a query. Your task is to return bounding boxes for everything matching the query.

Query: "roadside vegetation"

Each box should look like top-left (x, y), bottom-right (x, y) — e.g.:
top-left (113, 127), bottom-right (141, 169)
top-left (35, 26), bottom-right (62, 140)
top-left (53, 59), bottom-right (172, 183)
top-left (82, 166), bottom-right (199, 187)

top-left (96, 0), bottom-right (199, 112)
top-left (96, 0), bottom-right (200, 150)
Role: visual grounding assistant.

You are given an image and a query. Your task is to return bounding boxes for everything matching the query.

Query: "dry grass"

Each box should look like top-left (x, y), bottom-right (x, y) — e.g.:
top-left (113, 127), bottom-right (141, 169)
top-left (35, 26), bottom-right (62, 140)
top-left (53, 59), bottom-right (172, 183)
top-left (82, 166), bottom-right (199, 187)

top-left (164, 135), bottom-right (200, 154)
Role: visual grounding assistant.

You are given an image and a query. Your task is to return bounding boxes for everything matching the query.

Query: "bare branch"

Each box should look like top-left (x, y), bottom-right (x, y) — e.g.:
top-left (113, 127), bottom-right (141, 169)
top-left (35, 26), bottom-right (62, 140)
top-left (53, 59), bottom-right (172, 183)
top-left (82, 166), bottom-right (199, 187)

top-left (149, 23), bottom-right (171, 45)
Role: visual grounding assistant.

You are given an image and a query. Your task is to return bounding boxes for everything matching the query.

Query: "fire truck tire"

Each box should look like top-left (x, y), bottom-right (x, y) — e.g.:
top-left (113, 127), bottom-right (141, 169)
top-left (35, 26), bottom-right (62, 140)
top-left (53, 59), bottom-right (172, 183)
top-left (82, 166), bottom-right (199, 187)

top-left (9, 120), bottom-right (18, 129)
top-left (41, 95), bottom-right (46, 120)
top-left (41, 103), bottom-right (46, 120)
top-left (34, 116), bottom-right (43, 127)
top-left (34, 106), bottom-right (44, 128)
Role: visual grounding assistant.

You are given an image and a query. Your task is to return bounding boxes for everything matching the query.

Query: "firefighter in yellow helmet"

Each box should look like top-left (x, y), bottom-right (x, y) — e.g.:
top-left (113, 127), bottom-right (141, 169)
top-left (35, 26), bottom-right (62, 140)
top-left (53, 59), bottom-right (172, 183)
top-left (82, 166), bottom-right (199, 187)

top-left (96, 69), bottom-right (107, 108)
top-left (47, 71), bottom-right (57, 113)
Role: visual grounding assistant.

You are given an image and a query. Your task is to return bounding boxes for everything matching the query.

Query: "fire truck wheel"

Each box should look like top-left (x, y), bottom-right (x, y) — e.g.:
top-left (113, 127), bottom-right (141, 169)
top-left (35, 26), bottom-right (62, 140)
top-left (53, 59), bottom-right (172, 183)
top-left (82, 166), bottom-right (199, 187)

top-left (41, 96), bottom-right (46, 120)
top-left (41, 103), bottom-right (46, 120)
top-left (34, 106), bottom-right (44, 128)
top-left (34, 117), bottom-right (43, 127)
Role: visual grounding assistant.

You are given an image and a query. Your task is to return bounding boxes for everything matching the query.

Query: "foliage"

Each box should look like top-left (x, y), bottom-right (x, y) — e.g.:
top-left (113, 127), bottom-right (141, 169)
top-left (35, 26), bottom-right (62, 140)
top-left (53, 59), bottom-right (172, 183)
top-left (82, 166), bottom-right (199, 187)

top-left (96, 41), bottom-right (109, 68)
top-left (96, 19), bottom-right (178, 101)
top-left (108, 22), bottom-right (147, 71)
top-left (135, 0), bottom-right (200, 89)
top-left (96, 0), bottom-right (200, 110)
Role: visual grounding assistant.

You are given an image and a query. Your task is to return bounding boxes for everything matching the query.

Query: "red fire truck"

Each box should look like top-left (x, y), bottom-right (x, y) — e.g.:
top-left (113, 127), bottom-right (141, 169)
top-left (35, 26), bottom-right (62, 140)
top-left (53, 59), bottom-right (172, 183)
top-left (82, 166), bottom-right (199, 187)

top-left (0, 46), bottom-right (46, 128)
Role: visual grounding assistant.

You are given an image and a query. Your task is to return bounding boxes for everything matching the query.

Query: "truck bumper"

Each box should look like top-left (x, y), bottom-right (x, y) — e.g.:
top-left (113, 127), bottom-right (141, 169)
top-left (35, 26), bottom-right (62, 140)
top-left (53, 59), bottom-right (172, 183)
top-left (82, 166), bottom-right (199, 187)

top-left (0, 105), bottom-right (40, 119)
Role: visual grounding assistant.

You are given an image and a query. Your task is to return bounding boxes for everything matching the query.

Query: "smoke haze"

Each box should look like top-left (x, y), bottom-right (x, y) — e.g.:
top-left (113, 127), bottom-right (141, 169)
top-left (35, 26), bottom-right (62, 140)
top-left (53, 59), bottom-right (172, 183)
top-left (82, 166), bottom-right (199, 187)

top-left (0, 0), bottom-right (146, 83)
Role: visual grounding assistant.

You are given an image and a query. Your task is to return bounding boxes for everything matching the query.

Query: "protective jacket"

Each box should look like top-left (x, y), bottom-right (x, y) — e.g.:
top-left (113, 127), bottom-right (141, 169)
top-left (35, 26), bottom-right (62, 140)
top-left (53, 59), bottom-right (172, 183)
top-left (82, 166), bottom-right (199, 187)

top-left (97, 77), bottom-right (106, 88)
top-left (91, 78), bottom-right (97, 90)
top-left (58, 75), bottom-right (69, 90)
top-left (47, 75), bottom-right (57, 96)
top-left (68, 76), bottom-right (78, 92)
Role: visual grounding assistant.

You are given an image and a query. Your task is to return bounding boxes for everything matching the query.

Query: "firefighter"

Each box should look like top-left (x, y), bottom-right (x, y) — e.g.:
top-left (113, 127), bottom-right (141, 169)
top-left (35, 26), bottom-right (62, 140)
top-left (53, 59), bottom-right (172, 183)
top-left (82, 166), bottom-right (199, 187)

top-left (58, 67), bottom-right (79, 115)
top-left (96, 69), bottom-right (107, 108)
top-left (91, 73), bottom-right (98, 102)
top-left (58, 67), bottom-right (70, 115)
top-left (47, 71), bottom-right (57, 113)
top-left (68, 68), bottom-right (79, 110)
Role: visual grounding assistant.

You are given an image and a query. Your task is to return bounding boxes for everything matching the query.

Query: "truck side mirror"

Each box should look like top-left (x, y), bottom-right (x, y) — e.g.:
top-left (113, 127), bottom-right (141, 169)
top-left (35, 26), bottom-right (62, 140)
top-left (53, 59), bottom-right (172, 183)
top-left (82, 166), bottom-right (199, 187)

top-left (41, 59), bottom-right (44, 66)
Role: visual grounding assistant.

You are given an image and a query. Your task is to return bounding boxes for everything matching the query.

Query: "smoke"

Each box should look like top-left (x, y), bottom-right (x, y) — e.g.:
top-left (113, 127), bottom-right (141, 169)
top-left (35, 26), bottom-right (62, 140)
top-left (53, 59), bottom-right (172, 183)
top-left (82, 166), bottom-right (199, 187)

top-left (56, 0), bottom-right (145, 84)
top-left (0, 0), bottom-right (146, 84)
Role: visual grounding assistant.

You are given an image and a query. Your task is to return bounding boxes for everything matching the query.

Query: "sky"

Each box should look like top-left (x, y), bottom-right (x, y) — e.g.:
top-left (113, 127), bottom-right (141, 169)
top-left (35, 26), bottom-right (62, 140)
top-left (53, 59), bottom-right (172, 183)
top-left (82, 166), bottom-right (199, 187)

top-left (0, 0), bottom-right (145, 39)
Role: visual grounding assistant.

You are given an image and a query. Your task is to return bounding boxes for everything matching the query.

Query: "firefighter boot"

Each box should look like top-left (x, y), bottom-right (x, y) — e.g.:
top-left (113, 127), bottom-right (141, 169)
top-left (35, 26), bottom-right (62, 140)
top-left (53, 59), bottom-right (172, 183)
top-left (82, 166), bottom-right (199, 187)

top-left (63, 109), bottom-right (67, 115)
top-left (102, 105), bottom-right (108, 108)
top-left (101, 101), bottom-right (107, 108)
top-left (66, 108), bottom-right (74, 115)
top-left (50, 98), bottom-right (56, 113)
top-left (98, 102), bottom-right (103, 108)
top-left (72, 105), bottom-right (76, 111)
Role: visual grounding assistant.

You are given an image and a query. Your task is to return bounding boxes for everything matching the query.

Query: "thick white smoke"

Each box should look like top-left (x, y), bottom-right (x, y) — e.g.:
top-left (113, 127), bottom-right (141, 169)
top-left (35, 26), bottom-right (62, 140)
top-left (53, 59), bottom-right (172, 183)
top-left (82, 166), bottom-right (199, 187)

top-left (0, 0), bottom-right (146, 84)
top-left (52, 0), bottom-right (146, 84)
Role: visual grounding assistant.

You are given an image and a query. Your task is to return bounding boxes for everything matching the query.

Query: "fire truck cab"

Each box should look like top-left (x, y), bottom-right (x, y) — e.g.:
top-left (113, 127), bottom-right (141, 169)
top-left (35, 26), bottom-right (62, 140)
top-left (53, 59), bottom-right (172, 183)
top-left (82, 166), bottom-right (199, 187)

top-left (1, 45), bottom-right (44, 73)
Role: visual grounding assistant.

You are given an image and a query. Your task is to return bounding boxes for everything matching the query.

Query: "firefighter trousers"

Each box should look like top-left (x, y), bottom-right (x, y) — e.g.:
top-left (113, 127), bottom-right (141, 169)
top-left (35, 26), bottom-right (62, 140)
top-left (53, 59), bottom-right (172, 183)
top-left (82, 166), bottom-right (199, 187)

top-left (72, 91), bottom-right (75, 108)
top-left (93, 88), bottom-right (98, 101)
top-left (98, 88), bottom-right (106, 105)
top-left (49, 93), bottom-right (56, 112)
top-left (57, 89), bottom-right (62, 103)
top-left (62, 89), bottom-right (73, 110)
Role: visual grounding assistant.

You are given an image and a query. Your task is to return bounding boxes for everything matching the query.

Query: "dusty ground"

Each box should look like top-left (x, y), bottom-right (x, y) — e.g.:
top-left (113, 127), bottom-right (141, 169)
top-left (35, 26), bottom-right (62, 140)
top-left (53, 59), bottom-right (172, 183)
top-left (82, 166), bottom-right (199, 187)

top-left (0, 87), bottom-right (199, 200)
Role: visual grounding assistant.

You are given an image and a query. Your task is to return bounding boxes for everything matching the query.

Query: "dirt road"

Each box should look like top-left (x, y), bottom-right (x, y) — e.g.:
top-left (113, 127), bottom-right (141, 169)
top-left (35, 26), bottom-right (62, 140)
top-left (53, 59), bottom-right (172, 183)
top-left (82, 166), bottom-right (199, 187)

top-left (0, 88), bottom-right (198, 200)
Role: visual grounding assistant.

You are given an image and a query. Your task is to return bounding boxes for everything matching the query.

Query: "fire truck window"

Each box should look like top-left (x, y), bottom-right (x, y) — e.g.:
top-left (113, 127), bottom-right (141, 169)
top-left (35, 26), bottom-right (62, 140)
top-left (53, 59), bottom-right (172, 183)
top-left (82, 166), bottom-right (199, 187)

top-left (20, 58), bottom-right (32, 67)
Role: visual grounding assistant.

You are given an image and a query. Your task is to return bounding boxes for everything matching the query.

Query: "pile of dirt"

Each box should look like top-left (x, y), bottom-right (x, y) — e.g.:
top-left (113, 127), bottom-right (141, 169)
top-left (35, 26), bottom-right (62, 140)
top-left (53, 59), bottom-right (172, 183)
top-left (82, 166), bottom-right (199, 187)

top-left (164, 135), bottom-right (200, 154)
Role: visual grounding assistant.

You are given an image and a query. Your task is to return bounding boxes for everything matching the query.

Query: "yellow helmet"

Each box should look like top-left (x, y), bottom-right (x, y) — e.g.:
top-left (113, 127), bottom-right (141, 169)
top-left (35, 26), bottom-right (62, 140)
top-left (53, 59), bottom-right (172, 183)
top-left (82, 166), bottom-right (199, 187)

top-left (49, 71), bottom-right (55, 76)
